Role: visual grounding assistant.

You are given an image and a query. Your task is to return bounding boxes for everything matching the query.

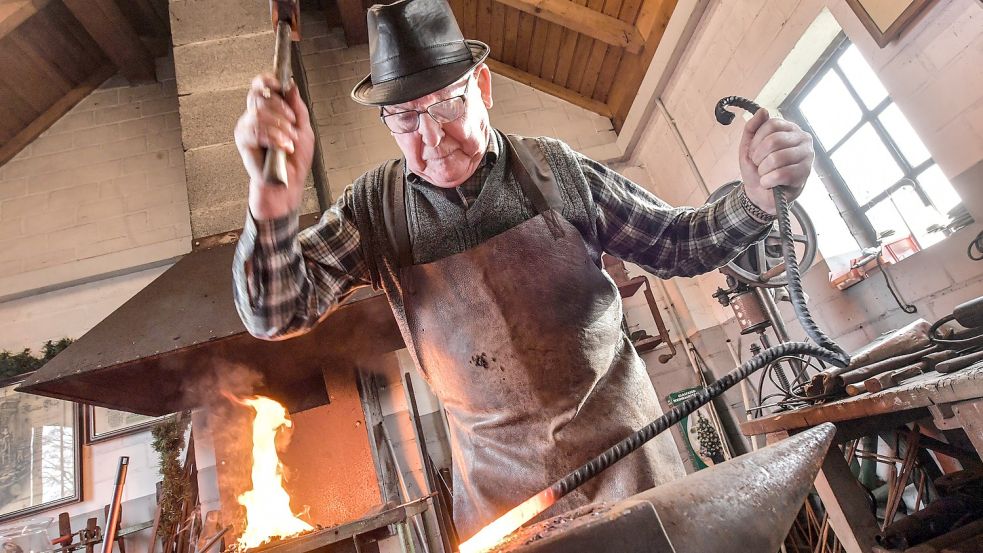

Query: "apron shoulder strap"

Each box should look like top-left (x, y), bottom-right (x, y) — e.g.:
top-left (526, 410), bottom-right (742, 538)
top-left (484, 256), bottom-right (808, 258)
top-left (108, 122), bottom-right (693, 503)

top-left (504, 134), bottom-right (564, 214)
top-left (505, 134), bottom-right (565, 237)
top-left (381, 158), bottom-right (413, 268)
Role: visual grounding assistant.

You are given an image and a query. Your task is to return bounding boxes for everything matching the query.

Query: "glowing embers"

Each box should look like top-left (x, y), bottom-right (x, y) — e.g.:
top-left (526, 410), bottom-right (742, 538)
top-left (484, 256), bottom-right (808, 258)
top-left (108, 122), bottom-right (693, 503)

top-left (234, 395), bottom-right (314, 550)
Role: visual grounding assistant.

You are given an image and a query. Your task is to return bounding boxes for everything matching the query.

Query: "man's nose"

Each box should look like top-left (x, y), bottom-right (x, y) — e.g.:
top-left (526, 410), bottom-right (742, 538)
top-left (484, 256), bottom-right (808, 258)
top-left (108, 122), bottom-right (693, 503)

top-left (418, 112), bottom-right (444, 146)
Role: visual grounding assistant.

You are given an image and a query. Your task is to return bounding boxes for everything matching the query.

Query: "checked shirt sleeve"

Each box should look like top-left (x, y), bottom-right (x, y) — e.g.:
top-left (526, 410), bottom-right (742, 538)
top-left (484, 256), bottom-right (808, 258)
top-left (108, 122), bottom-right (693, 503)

top-left (578, 155), bottom-right (774, 279)
top-left (232, 188), bottom-right (370, 340)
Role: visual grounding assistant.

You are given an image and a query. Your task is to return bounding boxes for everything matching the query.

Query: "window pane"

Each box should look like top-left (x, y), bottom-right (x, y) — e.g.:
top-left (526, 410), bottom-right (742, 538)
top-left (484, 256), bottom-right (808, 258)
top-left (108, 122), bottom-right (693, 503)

top-left (918, 164), bottom-right (962, 216)
top-left (879, 103), bottom-right (931, 167)
top-left (866, 198), bottom-right (909, 242)
top-left (891, 185), bottom-right (946, 248)
top-left (797, 173), bottom-right (859, 265)
top-left (800, 71), bottom-right (862, 149)
top-left (837, 45), bottom-right (888, 110)
top-left (830, 123), bottom-right (904, 204)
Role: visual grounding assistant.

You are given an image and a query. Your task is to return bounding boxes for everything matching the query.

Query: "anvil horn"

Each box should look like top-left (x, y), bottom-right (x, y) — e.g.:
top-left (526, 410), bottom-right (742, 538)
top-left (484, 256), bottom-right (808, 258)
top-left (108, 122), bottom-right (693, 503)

top-left (493, 423), bottom-right (836, 553)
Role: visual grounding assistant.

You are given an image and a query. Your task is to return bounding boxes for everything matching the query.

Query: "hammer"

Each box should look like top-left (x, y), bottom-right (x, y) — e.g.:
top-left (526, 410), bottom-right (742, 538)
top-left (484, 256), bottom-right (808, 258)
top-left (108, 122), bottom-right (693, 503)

top-left (263, 0), bottom-right (301, 186)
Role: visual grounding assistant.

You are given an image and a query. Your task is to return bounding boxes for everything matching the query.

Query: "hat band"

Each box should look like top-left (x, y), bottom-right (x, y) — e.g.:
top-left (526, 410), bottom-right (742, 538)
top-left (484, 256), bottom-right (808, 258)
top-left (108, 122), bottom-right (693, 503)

top-left (370, 41), bottom-right (474, 84)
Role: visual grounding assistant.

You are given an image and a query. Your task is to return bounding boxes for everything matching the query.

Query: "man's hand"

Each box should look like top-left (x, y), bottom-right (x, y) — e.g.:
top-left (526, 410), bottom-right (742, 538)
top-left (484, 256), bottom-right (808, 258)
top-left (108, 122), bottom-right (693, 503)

top-left (738, 108), bottom-right (815, 215)
top-left (235, 74), bottom-right (315, 220)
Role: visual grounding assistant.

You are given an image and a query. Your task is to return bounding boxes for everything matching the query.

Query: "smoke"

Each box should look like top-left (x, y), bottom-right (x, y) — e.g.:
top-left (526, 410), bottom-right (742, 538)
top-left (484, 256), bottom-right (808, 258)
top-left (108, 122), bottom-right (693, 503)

top-left (181, 360), bottom-right (266, 540)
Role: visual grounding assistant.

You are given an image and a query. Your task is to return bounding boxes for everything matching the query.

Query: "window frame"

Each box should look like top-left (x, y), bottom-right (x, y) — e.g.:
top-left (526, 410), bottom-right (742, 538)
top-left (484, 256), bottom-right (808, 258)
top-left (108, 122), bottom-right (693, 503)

top-left (779, 33), bottom-right (951, 253)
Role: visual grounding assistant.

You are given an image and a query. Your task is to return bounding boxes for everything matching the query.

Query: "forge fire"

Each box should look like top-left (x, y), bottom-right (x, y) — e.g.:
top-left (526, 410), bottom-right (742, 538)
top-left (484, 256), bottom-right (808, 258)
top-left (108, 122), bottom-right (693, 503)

top-left (234, 396), bottom-right (314, 550)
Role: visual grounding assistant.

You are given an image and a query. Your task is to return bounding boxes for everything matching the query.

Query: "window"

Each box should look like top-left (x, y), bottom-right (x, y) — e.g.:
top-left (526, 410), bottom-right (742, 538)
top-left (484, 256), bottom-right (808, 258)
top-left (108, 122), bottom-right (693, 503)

top-left (781, 35), bottom-right (965, 262)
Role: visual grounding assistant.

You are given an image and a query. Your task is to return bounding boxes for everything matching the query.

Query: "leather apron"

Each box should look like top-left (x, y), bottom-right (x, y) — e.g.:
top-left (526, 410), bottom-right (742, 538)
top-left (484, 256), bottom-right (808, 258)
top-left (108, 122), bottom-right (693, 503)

top-left (383, 136), bottom-right (678, 539)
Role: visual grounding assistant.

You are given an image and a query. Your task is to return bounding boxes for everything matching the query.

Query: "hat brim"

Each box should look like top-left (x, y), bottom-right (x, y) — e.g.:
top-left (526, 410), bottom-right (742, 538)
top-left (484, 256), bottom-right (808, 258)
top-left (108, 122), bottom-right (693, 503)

top-left (351, 40), bottom-right (490, 106)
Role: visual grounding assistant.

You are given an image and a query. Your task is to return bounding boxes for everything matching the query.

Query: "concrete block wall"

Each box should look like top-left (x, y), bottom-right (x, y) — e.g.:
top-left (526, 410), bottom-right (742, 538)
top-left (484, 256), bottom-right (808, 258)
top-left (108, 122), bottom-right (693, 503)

top-left (626, 0), bottom-right (983, 342)
top-left (169, 0), bottom-right (319, 239)
top-left (297, 16), bottom-right (621, 201)
top-left (0, 59), bottom-right (191, 302)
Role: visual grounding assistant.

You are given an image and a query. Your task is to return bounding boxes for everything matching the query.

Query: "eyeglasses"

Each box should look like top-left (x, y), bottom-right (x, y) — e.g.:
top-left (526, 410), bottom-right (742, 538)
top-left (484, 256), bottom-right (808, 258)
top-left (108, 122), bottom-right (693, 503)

top-left (380, 78), bottom-right (472, 134)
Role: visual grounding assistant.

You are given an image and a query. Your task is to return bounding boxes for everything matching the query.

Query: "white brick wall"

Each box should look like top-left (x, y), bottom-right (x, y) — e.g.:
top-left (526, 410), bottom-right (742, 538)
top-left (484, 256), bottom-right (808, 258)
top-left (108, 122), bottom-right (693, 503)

top-left (628, 0), bottom-right (983, 341)
top-left (0, 59), bottom-right (192, 530)
top-left (0, 57), bottom-right (192, 300)
top-left (298, 18), bottom-right (621, 201)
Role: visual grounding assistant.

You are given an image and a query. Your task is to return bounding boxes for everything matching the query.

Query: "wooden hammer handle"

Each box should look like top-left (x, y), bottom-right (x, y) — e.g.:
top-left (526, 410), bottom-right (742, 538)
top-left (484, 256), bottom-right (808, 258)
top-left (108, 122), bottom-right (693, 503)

top-left (262, 20), bottom-right (293, 186)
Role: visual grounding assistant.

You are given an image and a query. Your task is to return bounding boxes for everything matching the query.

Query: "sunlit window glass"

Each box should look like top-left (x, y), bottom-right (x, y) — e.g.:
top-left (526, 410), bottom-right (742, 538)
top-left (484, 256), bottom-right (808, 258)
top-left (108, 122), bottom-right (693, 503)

top-left (830, 124), bottom-right (903, 204)
top-left (917, 164), bottom-right (962, 215)
top-left (800, 71), bottom-right (861, 149)
top-left (878, 103), bottom-right (931, 167)
top-left (837, 45), bottom-right (888, 109)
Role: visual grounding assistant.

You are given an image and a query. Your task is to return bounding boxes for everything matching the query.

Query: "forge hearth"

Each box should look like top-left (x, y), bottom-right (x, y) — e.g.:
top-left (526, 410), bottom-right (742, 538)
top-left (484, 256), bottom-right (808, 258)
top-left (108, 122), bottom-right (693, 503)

top-left (233, 498), bottom-right (431, 553)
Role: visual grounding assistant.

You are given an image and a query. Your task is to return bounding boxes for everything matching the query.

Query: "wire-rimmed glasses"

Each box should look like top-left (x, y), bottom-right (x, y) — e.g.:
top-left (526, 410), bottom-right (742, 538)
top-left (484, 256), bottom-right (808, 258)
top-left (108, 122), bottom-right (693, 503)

top-left (380, 78), bottom-right (472, 134)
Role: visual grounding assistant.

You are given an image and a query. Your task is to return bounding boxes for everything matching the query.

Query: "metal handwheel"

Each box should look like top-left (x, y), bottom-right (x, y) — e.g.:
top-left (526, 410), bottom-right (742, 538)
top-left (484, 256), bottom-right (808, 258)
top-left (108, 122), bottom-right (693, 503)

top-left (708, 181), bottom-right (818, 288)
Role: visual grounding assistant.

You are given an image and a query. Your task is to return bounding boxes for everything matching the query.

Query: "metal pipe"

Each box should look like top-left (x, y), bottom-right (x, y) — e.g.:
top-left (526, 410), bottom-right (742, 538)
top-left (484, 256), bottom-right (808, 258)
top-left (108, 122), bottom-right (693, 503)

top-left (753, 287), bottom-right (804, 387)
top-left (725, 339), bottom-right (758, 451)
top-left (101, 456), bottom-right (129, 553)
top-left (405, 373), bottom-right (455, 553)
top-left (656, 98), bottom-right (710, 198)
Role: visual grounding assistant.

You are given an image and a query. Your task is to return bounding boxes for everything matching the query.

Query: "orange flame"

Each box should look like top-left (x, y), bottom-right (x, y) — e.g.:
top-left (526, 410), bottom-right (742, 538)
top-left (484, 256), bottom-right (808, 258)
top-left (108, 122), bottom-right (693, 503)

top-left (235, 396), bottom-right (314, 550)
top-left (457, 489), bottom-right (556, 553)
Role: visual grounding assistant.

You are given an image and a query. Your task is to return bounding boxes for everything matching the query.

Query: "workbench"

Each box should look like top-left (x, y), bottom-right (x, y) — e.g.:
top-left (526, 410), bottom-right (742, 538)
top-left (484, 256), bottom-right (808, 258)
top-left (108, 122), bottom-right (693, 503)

top-left (740, 363), bottom-right (983, 553)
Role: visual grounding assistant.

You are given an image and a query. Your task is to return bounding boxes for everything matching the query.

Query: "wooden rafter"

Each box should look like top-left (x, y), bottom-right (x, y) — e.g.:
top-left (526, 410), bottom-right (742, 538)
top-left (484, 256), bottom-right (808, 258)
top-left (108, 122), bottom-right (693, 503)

top-left (337, 0), bottom-right (369, 45)
top-left (486, 58), bottom-right (612, 117)
top-left (0, 0), bottom-right (50, 40)
top-left (0, 65), bottom-right (115, 166)
top-left (492, 0), bottom-right (644, 53)
top-left (61, 0), bottom-right (155, 82)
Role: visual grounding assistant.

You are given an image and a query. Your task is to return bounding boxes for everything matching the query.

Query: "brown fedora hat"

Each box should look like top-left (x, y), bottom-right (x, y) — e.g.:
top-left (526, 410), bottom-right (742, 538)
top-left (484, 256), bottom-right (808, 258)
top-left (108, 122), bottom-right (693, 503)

top-left (351, 0), bottom-right (490, 106)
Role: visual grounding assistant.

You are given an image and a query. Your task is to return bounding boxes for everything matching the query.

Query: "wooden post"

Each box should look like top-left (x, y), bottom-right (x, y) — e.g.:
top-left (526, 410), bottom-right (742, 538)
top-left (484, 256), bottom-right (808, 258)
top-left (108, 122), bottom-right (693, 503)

top-left (812, 442), bottom-right (879, 553)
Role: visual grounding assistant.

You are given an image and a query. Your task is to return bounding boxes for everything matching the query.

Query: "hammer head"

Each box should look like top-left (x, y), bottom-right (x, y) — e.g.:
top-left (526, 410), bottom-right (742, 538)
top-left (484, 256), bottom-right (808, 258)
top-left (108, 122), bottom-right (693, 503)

top-left (271, 0), bottom-right (301, 41)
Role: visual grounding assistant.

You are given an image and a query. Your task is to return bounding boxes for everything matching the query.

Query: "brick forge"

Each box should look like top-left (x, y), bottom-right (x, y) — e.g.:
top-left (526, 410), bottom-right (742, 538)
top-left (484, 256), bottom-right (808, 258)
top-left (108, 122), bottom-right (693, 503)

top-left (191, 368), bottom-right (382, 545)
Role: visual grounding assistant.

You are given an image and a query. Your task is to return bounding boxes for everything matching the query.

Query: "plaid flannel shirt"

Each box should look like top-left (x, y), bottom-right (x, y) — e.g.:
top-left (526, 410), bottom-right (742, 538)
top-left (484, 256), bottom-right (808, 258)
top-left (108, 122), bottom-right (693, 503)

top-left (233, 137), bottom-right (773, 339)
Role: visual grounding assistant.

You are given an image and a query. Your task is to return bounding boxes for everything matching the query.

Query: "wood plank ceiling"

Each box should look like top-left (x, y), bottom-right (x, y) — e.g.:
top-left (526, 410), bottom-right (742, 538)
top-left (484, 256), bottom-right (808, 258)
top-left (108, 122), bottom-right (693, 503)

top-left (335, 0), bottom-right (678, 130)
top-left (0, 0), bottom-right (675, 167)
top-left (0, 0), bottom-right (169, 165)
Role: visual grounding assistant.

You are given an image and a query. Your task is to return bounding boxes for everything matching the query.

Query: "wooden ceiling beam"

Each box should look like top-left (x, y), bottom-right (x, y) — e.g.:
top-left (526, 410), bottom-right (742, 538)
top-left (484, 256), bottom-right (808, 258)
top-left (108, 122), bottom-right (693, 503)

top-left (337, 0), bottom-right (369, 45)
top-left (486, 58), bottom-right (612, 117)
top-left (62, 0), bottom-right (156, 82)
top-left (492, 0), bottom-right (643, 53)
top-left (0, 64), bottom-right (114, 166)
top-left (0, 0), bottom-right (50, 40)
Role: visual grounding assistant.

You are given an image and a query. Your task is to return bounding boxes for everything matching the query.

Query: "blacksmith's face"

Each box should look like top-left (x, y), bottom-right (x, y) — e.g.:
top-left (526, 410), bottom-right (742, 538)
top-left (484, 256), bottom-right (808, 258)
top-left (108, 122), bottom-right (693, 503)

top-left (382, 64), bottom-right (493, 188)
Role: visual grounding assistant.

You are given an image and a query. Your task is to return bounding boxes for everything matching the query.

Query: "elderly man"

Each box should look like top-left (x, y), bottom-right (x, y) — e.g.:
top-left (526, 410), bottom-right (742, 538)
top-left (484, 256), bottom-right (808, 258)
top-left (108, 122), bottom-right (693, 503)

top-left (233, 0), bottom-right (814, 539)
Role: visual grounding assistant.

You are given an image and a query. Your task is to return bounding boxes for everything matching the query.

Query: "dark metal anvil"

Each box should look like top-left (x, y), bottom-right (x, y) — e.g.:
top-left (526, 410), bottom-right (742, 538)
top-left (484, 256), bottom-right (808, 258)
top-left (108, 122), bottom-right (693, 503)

top-left (491, 423), bottom-right (836, 553)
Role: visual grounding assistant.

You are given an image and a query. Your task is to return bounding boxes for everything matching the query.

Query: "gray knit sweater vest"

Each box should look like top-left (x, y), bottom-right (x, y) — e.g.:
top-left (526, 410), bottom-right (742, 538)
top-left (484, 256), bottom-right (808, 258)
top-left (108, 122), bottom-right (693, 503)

top-left (349, 130), bottom-right (601, 323)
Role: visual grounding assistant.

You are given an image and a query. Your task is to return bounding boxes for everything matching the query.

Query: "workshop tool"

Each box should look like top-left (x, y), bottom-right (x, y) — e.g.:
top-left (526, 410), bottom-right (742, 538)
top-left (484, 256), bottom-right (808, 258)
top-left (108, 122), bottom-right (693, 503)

top-left (862, 351), bottom-right (958, 393)
top-left (456, 97), bottom-right (850, 553)
top-left (931, 295), bottom-right (983, 348)
top-left (808, 319), bottom-right (932, 397)
top-left (102, 457), bottom-right (128, 553)
top-left (936, 349), bottom-right (983, 374)
top-left (262, 0), bottom-right (301, 186)
top-left (50, 514), bottom-right (102, 553)
top-left (487, 424), bottom-right (836, 553)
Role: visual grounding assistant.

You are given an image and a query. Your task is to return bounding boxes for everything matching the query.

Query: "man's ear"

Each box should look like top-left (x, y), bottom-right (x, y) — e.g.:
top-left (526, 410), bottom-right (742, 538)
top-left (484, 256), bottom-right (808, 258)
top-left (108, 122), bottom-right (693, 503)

top-left (476, 64), bottom-right (493, 109)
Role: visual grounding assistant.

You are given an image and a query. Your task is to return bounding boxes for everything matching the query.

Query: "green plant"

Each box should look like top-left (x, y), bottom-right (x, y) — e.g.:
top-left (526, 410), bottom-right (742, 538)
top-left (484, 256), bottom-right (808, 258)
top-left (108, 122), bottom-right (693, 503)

top-left (152, 413), bottom-right (193, 538)
top-left (0, 338), bottom-right (73, 380)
